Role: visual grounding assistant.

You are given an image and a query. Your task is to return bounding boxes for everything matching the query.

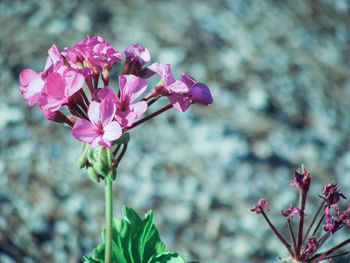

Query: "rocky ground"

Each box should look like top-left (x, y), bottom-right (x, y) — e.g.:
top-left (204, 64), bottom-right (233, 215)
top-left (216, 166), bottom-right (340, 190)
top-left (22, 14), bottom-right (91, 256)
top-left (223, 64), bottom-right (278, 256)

top-left (1, 0), bottom-right (350, 262)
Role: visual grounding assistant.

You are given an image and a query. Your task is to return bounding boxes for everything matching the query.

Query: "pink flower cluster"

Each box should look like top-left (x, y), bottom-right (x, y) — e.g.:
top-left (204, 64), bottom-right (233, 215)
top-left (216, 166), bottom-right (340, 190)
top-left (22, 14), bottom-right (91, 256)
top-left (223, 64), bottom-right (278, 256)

top-left (19, 36), bottom-right (213, 148)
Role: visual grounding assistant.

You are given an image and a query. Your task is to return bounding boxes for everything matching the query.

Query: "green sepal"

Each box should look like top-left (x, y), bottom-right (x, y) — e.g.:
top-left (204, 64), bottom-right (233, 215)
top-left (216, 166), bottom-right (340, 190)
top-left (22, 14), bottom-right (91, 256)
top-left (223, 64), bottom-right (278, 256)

top-left (77, 143), bottom-right (89, 169)
top-left (92, 146), bottom-right (111, 177)
top-left (112, 133), bottom-right (130, 145)
top-left (87, 166), bottom-right (100, 183)
top-left (86, 147), bottom-right (96, 164)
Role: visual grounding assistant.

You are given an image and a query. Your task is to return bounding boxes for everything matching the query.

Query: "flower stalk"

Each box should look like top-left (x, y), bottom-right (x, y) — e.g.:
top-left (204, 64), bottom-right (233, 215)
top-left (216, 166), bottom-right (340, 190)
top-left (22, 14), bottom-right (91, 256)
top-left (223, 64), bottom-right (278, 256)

top-left (104, 173), bottom-right (113, 263)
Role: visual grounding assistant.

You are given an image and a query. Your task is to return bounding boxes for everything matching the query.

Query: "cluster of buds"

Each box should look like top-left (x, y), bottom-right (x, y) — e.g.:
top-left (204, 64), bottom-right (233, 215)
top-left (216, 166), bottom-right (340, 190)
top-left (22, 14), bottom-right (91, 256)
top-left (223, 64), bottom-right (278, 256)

top-left (19, 36), bottom-right (213, 181)
top-left (251, 166), bottom-right (350, 262)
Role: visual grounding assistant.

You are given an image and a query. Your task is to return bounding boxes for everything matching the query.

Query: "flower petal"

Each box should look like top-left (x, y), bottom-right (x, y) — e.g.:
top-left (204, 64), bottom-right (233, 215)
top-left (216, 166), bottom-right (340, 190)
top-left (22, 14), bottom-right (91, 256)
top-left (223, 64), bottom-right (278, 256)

top-left (72, 119), bottom-right (99, 144)
top-left (63, 68), bottom-right (85, 97)
top-left (167, 80), bottom-right (189, 94)
top-left (119, 75), bottom-right (147, 102)
top-left (102, 121), bottom-right (122, 142)
top-left (190, 83), bottom-right (213, 105)
top-left (100, 99), bottom-right (116, 126)
top-left (87, 101), bottom-right (101, 126)
top-left (128, 101), bottom-right (148, 119)
top-left (181, 73), bottom-right (196, 88)
top-left (19, 69), bottom-right (45, 106)
top-left (44, 72), bottom-right (65, 99)
top-left (168, 94), bottom-right (191, 112)
top-left (20, 69), bottom-right (39, 85)
top-left (125, 44), bottom-right (151, 66)
top-left (44, 44), bottom-right (63, 71)
top-left (96, 86), bottom-right (119, 103)
top-left (147, 63), bottom-right (175, 86)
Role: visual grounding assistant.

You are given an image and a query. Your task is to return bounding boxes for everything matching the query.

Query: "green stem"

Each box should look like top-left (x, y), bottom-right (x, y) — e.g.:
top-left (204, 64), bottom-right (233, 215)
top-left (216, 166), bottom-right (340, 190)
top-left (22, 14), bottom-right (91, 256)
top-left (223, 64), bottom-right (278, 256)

top-left (105, 174), bottom-right (113, 263)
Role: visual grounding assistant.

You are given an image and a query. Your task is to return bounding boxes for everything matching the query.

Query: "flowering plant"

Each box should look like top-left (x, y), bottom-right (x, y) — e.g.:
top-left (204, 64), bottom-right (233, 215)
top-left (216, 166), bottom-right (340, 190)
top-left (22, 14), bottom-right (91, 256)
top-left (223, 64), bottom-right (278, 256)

top-left (251, 166), bottom-right (350, 263)
top-left (19, 35), bottom-right (212, 263)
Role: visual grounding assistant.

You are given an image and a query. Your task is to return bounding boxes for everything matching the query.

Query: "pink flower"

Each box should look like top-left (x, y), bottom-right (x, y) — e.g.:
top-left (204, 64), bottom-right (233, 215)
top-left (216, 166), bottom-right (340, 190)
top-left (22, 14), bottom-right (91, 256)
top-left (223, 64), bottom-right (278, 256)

top-left (68, 35), bottom-right (122, 72)
top-left (19, 69), bottom-right (45, 106)
top-left (97, 75), bottom-right (148, 127)
top-left (125, 44), bottom-right (150, 66)
top-left (19, 45), bottom-right (65, 106)
top-left (89, 36), bottom-right (123, 71)
top-left (38, 67), bottom-right (85, 112)
top-left (72, 99), bottom-right (122, 148)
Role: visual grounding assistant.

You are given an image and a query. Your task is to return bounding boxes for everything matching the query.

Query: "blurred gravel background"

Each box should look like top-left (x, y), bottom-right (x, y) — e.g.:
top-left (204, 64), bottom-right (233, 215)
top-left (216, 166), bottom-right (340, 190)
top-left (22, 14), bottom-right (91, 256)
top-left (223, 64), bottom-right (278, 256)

top-left (2, 0), bottom-right (350, 262)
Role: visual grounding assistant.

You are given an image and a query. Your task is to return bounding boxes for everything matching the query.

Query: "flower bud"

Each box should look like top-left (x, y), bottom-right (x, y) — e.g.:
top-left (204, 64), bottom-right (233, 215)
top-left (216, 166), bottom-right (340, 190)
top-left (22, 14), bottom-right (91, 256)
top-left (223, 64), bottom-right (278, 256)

top-left (87, 166), bottom-right (100, 183)
top-left (92, 146), bottom-right (110, 177)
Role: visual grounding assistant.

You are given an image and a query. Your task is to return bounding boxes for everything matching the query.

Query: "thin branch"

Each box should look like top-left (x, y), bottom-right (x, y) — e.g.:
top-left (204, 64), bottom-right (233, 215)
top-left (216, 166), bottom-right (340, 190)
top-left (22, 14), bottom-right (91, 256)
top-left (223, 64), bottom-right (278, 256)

top-left (123, 103), bottom-right (173, 132)
top-left (261, 210), bottom-right (295, 257)
top-left (288, 219), bottom-right (298, 256)
top-left (303, 200), bottom-right (325, 244)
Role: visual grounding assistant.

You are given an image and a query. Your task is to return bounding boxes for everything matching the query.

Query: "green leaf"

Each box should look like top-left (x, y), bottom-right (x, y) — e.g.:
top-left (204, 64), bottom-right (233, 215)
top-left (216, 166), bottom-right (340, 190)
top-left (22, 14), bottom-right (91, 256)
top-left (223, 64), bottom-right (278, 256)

top-left (83, 256), bottom-right (103, 263)
top-left (85, 206), bottom-right (177, 263)
top-left (147, 252), bottom-right (186, 263)
top-left (112, 133), bottom-right (130, 145)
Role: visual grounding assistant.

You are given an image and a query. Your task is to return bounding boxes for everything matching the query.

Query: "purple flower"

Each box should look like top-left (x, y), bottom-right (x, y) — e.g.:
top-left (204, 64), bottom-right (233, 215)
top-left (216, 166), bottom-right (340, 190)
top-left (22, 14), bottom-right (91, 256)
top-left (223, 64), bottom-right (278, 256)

top-left (281, 204), bottom-right (303, 219)
top-left (250, 198), bottom-right (269, 214)
top-left (322, 205), bottom-right (350, 234)
top-left (320, 183), bottom-right (346, 205)
top-left (167, 73), bottom-right (213, 112)
top-left (72, 99), bottom-right (122, 148)
top-left (288, 166), bottom-right (312, 192)
top-left (303, 237), bottom-right (318, 257)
